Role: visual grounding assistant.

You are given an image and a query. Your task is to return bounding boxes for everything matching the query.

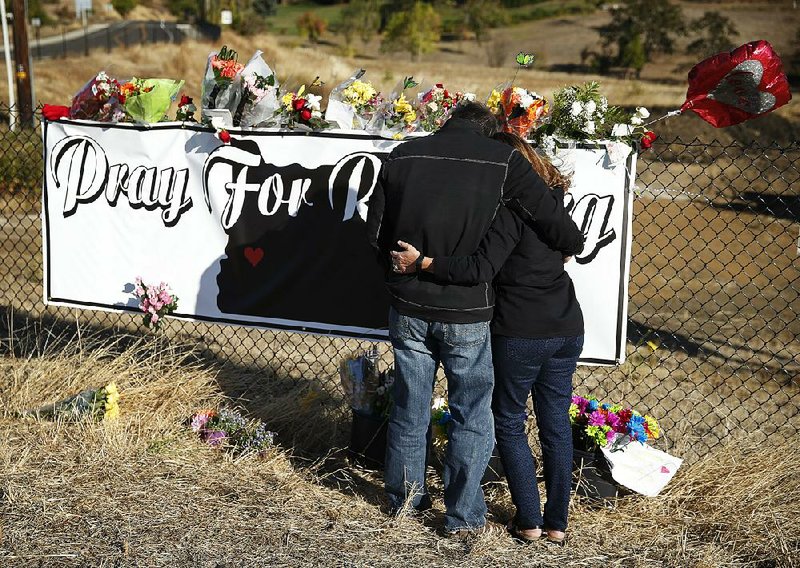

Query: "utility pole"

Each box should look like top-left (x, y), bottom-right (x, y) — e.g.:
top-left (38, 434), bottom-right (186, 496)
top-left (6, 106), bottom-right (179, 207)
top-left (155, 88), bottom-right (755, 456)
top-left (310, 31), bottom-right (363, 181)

top-left (10, 0), bottom-right (33, 127)
top-left (0, 0), bottom-right (16, 130)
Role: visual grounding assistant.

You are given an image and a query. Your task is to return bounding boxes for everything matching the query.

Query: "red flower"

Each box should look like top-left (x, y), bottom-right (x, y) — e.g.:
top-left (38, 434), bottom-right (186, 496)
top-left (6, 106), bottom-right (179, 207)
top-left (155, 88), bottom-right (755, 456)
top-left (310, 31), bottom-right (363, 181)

top-left (640, 131), bottom-right (657, 150)
top-left (219, 129), bottom-right (231, 144)
top-left (292, 98), bottom-right (306, 111)
top-left (435, 83), bottom-right (443, 89)
top-left (300, 108), bottom-right (312, 122)
top-left (179, 95), bottom-right (192, 107)
top-left (42, 104), bottom-right (70, 121)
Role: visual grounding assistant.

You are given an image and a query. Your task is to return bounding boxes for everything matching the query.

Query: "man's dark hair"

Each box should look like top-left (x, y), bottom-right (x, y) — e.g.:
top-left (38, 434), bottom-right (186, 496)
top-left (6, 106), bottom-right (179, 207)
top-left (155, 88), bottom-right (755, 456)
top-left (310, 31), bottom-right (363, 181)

top-left (449, 101), bottom-right (500, 137)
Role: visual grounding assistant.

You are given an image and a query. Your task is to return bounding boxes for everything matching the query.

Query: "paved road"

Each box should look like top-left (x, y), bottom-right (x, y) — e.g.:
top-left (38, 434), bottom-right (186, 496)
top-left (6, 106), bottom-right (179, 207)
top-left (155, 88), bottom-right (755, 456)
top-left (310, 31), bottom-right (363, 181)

top-left (2, 20), bottom-right (215, 60)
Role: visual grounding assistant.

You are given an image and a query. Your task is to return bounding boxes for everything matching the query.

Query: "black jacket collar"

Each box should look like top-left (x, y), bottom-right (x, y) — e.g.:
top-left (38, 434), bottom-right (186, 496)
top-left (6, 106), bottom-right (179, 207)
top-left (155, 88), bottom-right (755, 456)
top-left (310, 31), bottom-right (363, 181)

top-left (438, 117), bottom-right (486, 136)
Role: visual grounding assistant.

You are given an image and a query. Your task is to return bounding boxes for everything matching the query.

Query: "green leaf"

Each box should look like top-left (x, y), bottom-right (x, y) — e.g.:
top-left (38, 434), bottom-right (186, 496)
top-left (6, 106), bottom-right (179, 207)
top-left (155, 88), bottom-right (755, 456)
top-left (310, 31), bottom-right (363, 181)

top-left (515, 52), bottom-right (535, 67)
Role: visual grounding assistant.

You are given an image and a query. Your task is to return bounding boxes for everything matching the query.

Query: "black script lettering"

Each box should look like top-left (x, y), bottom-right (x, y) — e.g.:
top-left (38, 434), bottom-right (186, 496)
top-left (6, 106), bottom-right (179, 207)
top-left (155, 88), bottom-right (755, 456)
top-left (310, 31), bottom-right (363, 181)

top-left (50, 135), bottom-right (192, 226)
top-left (565, 193), bottom-right (616, 264)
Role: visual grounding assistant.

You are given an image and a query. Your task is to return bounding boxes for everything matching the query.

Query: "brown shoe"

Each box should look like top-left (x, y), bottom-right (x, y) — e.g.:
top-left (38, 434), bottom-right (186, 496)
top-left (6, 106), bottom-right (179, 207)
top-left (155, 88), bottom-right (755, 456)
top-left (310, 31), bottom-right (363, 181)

top-left (444, 520), bottom-right (505, 540)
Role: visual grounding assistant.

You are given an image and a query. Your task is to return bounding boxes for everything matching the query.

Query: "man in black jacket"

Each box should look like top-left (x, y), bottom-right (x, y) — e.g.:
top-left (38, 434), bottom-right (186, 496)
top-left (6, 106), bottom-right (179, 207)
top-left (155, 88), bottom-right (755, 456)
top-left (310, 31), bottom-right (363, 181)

top-left (366, 103), bottom-right (583, 534)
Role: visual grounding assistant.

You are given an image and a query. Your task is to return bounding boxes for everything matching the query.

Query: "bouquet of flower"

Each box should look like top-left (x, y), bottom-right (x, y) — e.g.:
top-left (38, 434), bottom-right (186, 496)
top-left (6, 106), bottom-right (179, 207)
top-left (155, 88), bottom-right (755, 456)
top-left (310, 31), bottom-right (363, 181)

top-left (417, 83), bottom-right (474, 132)
top-left (487, 85), bottom-right (548, 138)
top-left (132, 277), bottom-right (178, 330)
top-left (120, 77), bottom-right (184, 124)
top-left (570, 394), bottom-right (660, 451)
top-left (26, 381), bottom-right (120, 421)
top-left (201, 45), bottom-right (245, 127)
top-left (275, 84), bottom-right (327, 130)
top-left (536, 81), bottom-right (628, 142)
top-left (430, 397), bottom-right (452, 449)
top-left (175, 95), bottom-right (197, 122)
top-left (68, 71), bottom-right (126, 122)
top-left (233, 50), bottom-right (280, 128)
top-left (610, 106), bottom-right (657, 151)
top-left (325, 70), bottom-right (383, 130)
top-left (190, 408), bottom-right (276, 456)
top-left (370, 76), bottom-right (420, 139)
top-left (339, 347), bottom-right (394, 417)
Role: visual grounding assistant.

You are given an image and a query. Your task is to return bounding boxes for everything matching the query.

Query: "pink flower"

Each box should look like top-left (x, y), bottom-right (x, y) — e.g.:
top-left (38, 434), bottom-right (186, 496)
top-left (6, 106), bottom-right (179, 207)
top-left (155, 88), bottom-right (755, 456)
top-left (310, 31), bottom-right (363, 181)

top-left (151, 313), bottom-right (159, 324)
top-left (606, 429), bottom-right (617, 443)
top-left (588, 410), bottom-right (607, 427)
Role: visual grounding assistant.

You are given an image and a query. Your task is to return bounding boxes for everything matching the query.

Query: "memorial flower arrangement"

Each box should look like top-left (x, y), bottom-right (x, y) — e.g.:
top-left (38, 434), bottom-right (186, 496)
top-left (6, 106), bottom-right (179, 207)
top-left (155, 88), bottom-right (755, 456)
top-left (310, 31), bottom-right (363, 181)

top-left (119, 77), bottom-right (184, 124)
top-left (431, 397), bottom-right (452, 449)
top-left (610, 106), bottom-right (658, 151)
top-left (133, 277), bottom-right (179, 330)
top-left (175, 95), bottom-right (197, 122)
top-left (570, 394), bottom-right (660, 450)
top-left (202, 45), bottom-right (244, 120)
top-left (536, 81), bottom-right (627, 141)
top-left (488, 85), bottom-right (549, 138)
top-left (232, 51), bottom-right (280, 127)
top-left (276, 84), bottom-right (327, 129)
top-left (26, 382), bottom-right (120, 421)
top-left (69, 71), bottom-right (126, 122)
top-left (417, 84), bottom-right (473, 132)
top-left (339, 348), bottom-right (394, 418)
top-left (190, 408), bottom-right (276, 456)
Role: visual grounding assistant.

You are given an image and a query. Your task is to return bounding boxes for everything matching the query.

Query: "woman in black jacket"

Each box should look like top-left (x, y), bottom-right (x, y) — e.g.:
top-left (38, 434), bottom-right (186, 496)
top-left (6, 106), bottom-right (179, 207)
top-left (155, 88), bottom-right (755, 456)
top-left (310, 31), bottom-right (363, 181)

top-left (391, 132), bottom-right (584, 545)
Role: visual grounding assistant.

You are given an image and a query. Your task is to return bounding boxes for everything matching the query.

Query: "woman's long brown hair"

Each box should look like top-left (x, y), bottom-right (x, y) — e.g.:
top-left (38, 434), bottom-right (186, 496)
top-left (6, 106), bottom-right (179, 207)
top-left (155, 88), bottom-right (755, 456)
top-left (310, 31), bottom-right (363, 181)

top-left (493, 131), bottom-right (572, 193)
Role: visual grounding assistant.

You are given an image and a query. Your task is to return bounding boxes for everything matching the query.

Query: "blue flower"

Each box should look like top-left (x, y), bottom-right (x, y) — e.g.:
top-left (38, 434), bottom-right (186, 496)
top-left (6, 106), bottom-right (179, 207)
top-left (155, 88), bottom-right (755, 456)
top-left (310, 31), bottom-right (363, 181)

top-left (601, 403), bottom-right (611, 410)
top-left (588, 399), bottom-right (599, 412)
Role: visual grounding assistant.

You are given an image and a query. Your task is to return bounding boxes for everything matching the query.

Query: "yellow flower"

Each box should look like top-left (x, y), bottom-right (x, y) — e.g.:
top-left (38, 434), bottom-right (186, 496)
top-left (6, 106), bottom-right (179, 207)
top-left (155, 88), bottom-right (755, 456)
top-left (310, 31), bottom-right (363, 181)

top-left (343, 80), bottom-right (377, 108)
top-left (104, 401), bottom-right (120, 421)
top-left (393, 94), bottom-right (416, 123)
top-left (645, 415), bottom-right (660, 439)
top-left (281, 92), bottom-right (294, 110)
top-left (486, 90), bottom-right (501, 113)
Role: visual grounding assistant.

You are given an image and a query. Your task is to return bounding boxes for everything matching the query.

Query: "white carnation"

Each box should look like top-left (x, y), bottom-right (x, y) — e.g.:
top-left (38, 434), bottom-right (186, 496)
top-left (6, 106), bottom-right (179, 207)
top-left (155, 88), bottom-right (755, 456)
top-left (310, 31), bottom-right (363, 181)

top-left (570, 101), bottom-right (583, 117)
top-left (463, 92), bottom-right (476, 102)
top-left (585, 120), bottom-right (596, 134)
top-left (611, 124), bottom-right (633, 137)
top-left (585, 100), bottom-right (597, 115)
top-left (519, 93), bottom-right (534, 108)
top-left (630, 115), bottom-right (643, 125)
top-left (635, 106), bottom-right (650, 119)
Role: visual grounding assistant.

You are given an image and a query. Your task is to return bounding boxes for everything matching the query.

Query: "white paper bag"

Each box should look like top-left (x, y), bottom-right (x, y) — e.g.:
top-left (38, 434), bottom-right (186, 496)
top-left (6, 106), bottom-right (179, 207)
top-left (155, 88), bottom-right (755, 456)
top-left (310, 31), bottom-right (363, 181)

top-left (601, 441), bottom-right (682, 497)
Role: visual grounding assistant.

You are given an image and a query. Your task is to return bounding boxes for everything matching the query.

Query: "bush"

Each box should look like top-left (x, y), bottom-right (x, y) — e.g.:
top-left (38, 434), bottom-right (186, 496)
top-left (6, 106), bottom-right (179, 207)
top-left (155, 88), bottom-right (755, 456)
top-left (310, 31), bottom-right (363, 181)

top-left (297, 12), bottom-right (327, 43)
top-left (112, 0), bottom-right (138, 18)
top-left (687, 11), bottom-right (738, 57)
top-left (381, 2), bottom-right (441, 61)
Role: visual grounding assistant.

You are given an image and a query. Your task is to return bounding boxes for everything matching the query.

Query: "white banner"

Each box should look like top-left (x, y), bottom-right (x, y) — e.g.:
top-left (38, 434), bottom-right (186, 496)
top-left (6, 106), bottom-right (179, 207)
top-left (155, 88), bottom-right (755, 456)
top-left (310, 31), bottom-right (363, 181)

top-left (42, 120), bottom-right (634, 364)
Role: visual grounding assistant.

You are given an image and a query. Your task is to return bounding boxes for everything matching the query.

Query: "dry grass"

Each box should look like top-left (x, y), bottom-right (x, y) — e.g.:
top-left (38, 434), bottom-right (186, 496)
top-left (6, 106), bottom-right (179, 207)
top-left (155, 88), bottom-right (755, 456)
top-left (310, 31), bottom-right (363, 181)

top-left (0, 325), bottom-right (798, 567)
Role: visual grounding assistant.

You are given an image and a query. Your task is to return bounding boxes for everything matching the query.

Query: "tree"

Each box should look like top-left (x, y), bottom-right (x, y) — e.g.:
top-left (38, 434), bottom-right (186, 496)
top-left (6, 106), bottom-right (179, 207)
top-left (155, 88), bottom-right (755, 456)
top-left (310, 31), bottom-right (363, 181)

top-left (112, 0), bottom-right (138, 18)
top-left (297, 11), bottom-right (327, 43)
top-left (339, 0), bottom-right (382, 46)
top-left (619, 33), bottom-right (646, 78)
top-left (599, 0), bottom-right (686, 66)
top-left (252, 0), bottom-right (277, 18)
top-left (687, 11), bottom-right (738, 56)
top-left (381, 2), bottom-right (442, 61)
top-left (464, 0), bottom-right (508, 45)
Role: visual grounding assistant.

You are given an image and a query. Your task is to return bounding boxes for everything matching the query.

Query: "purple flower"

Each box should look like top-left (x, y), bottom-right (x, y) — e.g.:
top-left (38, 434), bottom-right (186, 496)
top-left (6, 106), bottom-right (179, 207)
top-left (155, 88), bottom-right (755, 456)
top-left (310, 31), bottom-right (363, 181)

top-left (606, 411), bottom-right (622, 431)
top-left (571, 396), bottom-right (589, 414)
top-left (588, 410), bottom-right (607, 427)
top-left (202, 430), bottom-right (227, 447)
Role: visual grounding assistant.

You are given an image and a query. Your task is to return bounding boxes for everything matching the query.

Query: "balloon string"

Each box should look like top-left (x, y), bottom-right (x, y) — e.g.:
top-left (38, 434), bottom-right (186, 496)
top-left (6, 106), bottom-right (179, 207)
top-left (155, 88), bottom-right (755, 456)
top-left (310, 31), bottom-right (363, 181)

top-left (644, 109), bottom-right (682, 127)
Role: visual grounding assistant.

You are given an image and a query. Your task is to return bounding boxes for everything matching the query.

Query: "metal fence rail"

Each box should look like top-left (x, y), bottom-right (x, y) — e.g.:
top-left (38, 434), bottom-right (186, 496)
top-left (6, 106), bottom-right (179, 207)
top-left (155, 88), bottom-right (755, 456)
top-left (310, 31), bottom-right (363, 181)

top-left (1, 107), bottom-right (798, 462)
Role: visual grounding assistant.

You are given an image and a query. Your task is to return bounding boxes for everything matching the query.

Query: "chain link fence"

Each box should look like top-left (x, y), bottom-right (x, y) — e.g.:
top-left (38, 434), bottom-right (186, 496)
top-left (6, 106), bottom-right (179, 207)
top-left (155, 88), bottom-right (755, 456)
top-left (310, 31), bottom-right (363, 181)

top-left (1, 106), bottom-right (798, 462)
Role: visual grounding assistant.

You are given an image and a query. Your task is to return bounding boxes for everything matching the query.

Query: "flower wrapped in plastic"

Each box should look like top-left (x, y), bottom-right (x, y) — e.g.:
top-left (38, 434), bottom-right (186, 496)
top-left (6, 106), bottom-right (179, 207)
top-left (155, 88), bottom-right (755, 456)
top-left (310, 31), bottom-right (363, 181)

top-left (416, 83), bottom-right (473, 132)
top-left (120, 77), bottom-right (184, 124)
top-left (370, 76), bottom-right (421, 139)
top-left (132, 277), bottom-right (179, 330)
top-left (233, 50), bottom-right (280, 127)
top-left (325, 69), bottom-right (382, 130)
top-left (487, 84), bottom-right (548, 139)
top-left (274, 83), bottom-right (328, 130)
top-left (25, 382), bottom-right (120, 421)
top-left (569, 394), bottom-right (660, 451)
top-left (201, 45), bottom-right (245, 128)
top-left (69, 71), bottom-right (126, 122)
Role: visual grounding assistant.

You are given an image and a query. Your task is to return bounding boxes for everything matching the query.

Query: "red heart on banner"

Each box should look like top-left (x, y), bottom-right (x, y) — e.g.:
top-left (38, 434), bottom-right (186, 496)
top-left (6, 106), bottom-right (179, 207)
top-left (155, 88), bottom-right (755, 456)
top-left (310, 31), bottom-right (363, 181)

top-left (680, 40), bottom-right (792, 128)
top-left (244, 246), bottom-right (264, 267)
top-left (660, 465), bottom-right (670, 474)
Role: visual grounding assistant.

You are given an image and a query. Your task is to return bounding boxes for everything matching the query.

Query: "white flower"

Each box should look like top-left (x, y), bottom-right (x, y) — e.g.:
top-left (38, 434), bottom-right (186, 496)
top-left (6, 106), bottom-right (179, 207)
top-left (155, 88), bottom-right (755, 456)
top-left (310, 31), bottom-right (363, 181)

top-left (585, 120), bottom-right (596, 135)
top-left (428, 102), bottom-right (438, 112)
top-left (306, 94), bottom-right (322, 111)
top-left (635, 106), bottom-right (650, 119)
top-left (585, 100), bottom-right (597, 115)
top-left (570, 101), bottom-right (583, 117)
top-left (630, 116), bottom-right (643, 126)
top-left (210, 116), bottom-right (226, 130)
top-left (519, 93), bottom-right (534, 109)
top-left (463, 92), bottom-right (476, 102)
top-left (600, 97), bottom-right (608, 112)
top-left (311, 110), bottom-right (322, 119)
top-left (611, 124), bottom-right (633, 137)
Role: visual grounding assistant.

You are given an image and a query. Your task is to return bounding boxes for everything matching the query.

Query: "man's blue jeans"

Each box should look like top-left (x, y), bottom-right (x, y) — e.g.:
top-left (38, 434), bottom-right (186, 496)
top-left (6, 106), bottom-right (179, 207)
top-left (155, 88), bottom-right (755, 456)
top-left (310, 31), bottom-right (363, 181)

top-left (385, 307), bottom-right (495, 532)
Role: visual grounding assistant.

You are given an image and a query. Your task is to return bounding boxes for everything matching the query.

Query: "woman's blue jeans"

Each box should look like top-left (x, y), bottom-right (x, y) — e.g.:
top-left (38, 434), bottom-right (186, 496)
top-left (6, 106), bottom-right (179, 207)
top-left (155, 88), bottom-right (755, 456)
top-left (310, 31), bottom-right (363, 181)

top-left (385, 308), bottom-right (495, 532)
top-left (491, 334), bottom-right (584, 532)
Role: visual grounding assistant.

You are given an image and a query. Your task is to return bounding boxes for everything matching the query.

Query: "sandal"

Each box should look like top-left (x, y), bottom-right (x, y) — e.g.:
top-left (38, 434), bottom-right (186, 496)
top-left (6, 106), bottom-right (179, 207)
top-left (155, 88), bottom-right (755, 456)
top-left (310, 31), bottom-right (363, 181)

top-left (506, 521), bottom-right (542, 544)
top-left (543, 528), bottom-right (566, 546)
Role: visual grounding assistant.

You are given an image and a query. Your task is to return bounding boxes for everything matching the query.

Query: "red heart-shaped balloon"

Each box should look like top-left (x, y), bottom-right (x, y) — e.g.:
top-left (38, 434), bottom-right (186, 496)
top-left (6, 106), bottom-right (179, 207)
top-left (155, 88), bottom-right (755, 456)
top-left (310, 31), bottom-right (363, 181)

top-left (244, 246), bottom-right (264, 267)
top-left (681, 40), bottom-right (792, 128)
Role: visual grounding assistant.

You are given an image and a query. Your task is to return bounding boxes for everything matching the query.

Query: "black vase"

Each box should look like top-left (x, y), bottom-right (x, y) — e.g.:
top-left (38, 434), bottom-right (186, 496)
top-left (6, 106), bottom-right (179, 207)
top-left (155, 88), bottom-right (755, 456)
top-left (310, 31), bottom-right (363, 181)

top-left (348, 410), bottom-right (389, 469)
top-left (572, 446), bottom-right (622, 500)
